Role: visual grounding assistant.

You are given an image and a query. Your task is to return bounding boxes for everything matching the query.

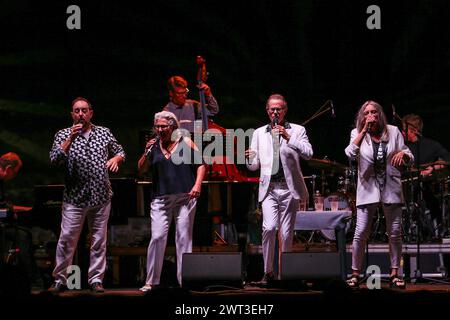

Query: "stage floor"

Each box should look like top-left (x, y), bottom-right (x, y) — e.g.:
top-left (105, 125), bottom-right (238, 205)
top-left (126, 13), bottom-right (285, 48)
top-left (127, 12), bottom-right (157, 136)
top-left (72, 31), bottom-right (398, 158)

top-left (9, 282), bottom-right (450, 318)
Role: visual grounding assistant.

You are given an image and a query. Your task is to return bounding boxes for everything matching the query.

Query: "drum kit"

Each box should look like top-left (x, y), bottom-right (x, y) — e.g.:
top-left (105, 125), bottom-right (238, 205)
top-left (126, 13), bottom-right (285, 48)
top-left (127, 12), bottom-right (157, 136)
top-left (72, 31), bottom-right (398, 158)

top-left (401, 160), bottom-right (450, 242)
top-left (302, 157), bottom-right (450, 243)
top-left (304, 158), bottom-right (357, 242)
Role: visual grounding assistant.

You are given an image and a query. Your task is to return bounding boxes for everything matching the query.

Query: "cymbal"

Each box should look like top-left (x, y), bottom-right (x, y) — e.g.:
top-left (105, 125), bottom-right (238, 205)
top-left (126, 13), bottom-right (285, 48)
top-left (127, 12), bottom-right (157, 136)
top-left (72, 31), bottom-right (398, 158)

top-left (430, 166), bottom-right (450, 178)
top-left (307, 158), bottom-right (346, 173)
top-left (405, 160), bottom-right (450, 178)
top-left (402, 166), bottom-right (450, 181)
top-left (420, 160), bottom-right (450, 168)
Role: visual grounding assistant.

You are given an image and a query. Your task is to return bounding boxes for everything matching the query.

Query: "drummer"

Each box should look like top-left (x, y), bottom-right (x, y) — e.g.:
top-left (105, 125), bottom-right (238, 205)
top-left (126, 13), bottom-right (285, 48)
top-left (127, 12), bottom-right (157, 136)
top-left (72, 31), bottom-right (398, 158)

top-left (401, 114), bottom-right (450, 176)
top-left (402, 114), bottom-right (450, 230)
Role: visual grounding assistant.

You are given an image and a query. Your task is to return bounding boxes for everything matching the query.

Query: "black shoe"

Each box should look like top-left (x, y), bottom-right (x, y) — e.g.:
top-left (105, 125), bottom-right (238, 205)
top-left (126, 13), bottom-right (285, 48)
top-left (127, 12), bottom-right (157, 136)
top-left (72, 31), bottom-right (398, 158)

top-left (48, 282), bottom-right (66, 293)
top-left (90, 282), bottom-right (105, 293)
top-left (389, 276), bottom-right (406, 289)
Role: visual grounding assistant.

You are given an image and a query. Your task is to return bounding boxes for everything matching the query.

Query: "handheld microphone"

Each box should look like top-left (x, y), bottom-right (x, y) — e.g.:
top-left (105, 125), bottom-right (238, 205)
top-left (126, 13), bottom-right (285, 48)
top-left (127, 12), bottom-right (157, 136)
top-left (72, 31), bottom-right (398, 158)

top-left (73, 119), bottom-right (83, 135)
top-left (144, 137), bottom-right (159, 156)
top-left (330, 100), bottom-right (336, 118)
top-left (273, 116), bottom-right (279, 126)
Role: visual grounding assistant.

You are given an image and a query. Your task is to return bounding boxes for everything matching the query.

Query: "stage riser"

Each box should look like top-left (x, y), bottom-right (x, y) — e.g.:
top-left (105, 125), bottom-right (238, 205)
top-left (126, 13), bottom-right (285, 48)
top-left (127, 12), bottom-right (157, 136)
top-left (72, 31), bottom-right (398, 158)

top-left (346, 252), bottom-right (449, 278)
top-left (103, 250), bottom-right (450, 287)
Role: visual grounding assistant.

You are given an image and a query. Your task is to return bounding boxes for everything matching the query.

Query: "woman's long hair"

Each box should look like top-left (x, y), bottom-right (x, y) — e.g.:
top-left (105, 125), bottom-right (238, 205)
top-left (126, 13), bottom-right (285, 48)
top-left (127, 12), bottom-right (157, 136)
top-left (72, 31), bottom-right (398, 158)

top-left (355, 100), bottom-right (388, 137)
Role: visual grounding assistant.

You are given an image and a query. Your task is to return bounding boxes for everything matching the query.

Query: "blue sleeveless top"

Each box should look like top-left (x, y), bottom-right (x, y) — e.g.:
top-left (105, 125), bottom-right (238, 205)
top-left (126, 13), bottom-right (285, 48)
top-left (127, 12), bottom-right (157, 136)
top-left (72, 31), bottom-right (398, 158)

top-left (148, 138), bottom-right (202, 197)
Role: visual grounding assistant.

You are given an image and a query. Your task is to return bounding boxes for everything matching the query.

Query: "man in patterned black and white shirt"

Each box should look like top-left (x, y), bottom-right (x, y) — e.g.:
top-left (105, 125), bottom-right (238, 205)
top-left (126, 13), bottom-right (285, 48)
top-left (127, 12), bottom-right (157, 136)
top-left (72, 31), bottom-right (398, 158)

top-left (48, 97), bottom-right (125, 293)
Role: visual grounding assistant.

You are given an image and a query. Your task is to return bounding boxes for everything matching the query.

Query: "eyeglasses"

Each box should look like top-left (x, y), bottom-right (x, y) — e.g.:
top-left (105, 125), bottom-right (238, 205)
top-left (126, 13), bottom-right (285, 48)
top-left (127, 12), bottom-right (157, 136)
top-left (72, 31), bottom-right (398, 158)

top-left (173, 88), bottom-right (189, 96)
top-left (154, 125), bottom-right (170, 129)
top-left (73, 108), bottom-right (91, 114)
top-left (267, 107), bottom-right (284, 113)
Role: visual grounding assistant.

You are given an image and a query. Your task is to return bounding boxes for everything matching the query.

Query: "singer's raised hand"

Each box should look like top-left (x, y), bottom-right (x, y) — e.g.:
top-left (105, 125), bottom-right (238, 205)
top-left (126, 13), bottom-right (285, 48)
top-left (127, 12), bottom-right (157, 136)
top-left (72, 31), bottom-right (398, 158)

top-left (144, 139), bottom-right (158, 154)
top-left (70, 123), bottom-right (83, 140)
top-left (353, 118), bottom-right (374, 147)
top-left (273, 125), bottom-right (291, 140)
top-left (60, 123), bottom-right (84, 153)
top-left (147, 138), bottom-right (157, 148)
top-left (363, 115), bottom-right (376, 133)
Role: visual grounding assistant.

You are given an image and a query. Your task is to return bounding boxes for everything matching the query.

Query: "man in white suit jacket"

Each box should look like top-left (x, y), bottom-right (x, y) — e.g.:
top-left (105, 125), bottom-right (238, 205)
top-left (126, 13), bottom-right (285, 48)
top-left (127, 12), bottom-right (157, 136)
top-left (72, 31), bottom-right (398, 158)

top-left (246, 94), bottom-right (313, 284)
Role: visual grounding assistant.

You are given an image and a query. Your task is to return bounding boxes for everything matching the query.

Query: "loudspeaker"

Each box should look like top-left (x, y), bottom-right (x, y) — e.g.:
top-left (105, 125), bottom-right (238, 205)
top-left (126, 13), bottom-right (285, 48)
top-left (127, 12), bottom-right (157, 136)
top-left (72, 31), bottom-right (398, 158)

top-left (281, 252), bottom-right (342, 280)
top-left (182, 252), bottom-right (243, 289)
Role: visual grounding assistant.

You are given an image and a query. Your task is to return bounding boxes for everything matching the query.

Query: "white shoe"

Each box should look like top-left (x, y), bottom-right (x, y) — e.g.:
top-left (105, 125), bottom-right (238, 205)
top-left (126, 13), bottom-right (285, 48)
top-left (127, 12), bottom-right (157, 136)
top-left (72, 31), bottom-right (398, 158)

top-left (139, 284), bottom-right (153, 292)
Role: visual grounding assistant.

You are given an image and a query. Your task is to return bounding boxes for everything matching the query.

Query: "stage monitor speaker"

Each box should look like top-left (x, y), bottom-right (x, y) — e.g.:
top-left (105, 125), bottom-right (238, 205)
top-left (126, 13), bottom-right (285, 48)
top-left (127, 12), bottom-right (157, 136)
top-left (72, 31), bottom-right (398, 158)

top-left (182, 252), bottom-right (243, 289)
top-left (281, 252), bottom-right (342, 280)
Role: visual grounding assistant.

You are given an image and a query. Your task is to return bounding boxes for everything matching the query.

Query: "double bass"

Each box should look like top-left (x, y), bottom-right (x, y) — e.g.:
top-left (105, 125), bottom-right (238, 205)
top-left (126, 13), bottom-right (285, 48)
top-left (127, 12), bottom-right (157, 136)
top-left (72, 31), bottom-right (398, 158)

top-left (195, 56), bottom-right (256, 182)
top-left (196, 56), bottom-right (210, 131)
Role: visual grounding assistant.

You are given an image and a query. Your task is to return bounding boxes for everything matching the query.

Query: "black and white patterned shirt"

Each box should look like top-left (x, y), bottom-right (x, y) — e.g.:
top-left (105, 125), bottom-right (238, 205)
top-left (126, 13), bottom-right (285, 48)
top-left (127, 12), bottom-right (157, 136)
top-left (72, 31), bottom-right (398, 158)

top-left (50, 124), bottom-right (126, 207)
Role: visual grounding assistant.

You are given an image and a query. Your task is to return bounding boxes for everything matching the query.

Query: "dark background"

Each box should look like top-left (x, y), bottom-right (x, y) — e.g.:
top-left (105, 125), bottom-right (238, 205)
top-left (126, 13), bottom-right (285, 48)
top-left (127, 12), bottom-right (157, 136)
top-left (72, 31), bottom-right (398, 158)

top-left (1, 0), bottom-right (449, 205)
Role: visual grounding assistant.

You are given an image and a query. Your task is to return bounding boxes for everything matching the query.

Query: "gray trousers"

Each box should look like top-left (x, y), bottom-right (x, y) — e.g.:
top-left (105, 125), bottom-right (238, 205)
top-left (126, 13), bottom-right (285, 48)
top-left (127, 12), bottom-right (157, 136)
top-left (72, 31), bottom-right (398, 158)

top-left (145, 194), bottom-right (196, 286)
top-left (53, 201), bottom-right (111, 285)
top-left (261, 182), bottom-right (299, 274)
top-left (351, 203), bottom-right (403, 272)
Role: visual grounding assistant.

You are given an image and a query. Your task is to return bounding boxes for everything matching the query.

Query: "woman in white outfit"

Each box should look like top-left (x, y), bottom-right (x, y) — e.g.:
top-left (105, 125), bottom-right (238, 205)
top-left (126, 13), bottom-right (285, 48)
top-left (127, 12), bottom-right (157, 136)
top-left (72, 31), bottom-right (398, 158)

top-left (345, 101), bottom-right (413, 289)
top-left (138, 111), bottom-right (205, 291)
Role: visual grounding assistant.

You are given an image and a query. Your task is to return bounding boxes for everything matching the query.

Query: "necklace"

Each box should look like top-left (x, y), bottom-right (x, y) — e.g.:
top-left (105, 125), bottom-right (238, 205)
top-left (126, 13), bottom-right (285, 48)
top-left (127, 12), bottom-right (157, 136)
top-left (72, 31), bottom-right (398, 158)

top-left (161, 140), bottom-right (178, 158)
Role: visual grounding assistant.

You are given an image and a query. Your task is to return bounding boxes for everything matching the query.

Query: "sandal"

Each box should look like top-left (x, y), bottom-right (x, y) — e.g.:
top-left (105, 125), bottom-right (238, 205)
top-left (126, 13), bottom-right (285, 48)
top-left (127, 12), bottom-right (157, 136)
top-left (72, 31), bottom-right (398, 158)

top-left (389, 276), bottom-right (406, 289)
top-left (139, 284), bottom-right (153, 292)
top-left (346, 275), bottom-right (360, 288)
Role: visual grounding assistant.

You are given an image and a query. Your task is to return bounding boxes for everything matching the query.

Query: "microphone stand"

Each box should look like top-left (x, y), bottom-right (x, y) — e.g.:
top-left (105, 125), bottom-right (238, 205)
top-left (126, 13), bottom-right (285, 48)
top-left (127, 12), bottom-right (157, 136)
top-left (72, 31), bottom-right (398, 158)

top-left (406, 126), bottom-right (448, 283)
top-left (301, 100), bottom-right (333, 126)
top-left (302, 99), bottom-right (334, 202)
top-left (391, 111), bottom-right (449, 283)
top-left (402, 120), bottom-right (426, 283)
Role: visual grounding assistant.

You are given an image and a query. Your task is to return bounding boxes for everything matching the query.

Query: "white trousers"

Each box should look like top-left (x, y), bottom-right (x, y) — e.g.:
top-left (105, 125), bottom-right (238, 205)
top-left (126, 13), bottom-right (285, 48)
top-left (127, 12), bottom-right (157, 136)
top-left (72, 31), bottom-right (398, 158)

top-left (351, 203), bottom-right (403, 272)
top-left (261, 182), bottom-right (299, 274)
top-left (145, 193), bottom-right (196, 286)
top-left (53, 201), bottom-right (111, 285)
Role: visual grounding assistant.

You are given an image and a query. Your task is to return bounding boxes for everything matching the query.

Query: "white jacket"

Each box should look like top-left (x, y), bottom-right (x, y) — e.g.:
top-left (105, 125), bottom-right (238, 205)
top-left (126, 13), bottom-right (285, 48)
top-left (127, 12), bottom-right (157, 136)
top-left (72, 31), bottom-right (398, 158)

top-left (345, 124), bottom-right (413, 206)
top-left (247, 123), bottom-right (313, 202)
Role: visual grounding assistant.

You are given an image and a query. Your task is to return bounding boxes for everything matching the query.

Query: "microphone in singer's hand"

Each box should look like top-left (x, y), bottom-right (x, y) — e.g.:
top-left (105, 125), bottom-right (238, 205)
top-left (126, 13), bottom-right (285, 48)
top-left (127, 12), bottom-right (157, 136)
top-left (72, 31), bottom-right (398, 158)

top-left (273, 116), bottom-right (279, 126)
top-left (145, 137), bottom-right (159, 156)
top-left (73, 121), bottom-right (83, 135)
